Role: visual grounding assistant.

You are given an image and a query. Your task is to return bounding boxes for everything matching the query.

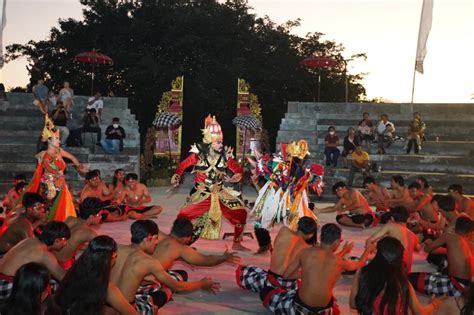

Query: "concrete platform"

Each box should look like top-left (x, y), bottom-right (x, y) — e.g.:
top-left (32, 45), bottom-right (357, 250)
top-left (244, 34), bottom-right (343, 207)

top-left (96, 186), bottom-right (434, 314)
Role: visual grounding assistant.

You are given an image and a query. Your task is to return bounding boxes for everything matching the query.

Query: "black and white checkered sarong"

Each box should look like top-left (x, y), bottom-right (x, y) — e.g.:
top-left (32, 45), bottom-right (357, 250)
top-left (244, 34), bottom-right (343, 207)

top-left (236, 265), bottom-right (298, 294)
top-left (133, 293), bottom-right (154, 315)
top-left (262, 288), bottom-right (339, 315)
top-left (410, 272), bottom-right (469, 297)
top-left (0, 273), bottom-right (14, 301)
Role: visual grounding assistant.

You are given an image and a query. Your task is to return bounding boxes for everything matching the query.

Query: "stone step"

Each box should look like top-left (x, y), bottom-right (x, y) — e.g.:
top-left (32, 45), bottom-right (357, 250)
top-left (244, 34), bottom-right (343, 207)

top-left (321, 169), bottom-right (474, 194)
top-left (0, 129), bottom-right (141, 141)
top-left (287, 102), bottom-right (474, 121)
top-left (312, 154), bottom-right (474, 174)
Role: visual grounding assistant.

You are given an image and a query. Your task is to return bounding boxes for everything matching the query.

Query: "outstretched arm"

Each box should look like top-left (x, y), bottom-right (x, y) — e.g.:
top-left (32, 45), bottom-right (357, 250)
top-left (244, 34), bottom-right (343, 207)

top-left (180, 246), bottom-right (240, 267)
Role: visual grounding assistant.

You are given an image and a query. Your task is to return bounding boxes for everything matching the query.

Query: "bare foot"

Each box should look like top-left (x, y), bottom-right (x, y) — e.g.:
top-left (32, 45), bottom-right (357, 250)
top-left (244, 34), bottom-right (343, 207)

top-left (232, 242), bottom-right (251, 252)
top-left (254, 245), bottom-right (272, 256)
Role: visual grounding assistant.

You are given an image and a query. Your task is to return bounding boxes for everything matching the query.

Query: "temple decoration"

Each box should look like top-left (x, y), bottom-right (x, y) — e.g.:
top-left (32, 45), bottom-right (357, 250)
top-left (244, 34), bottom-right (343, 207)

top-left (153, 76), bottom-right (184, 161)
top-left (235, 78), bottom-right (263, 161)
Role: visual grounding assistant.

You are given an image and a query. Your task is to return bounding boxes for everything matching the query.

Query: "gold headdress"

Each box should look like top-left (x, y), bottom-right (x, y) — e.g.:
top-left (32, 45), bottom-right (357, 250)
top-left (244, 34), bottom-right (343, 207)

top-left (286, 140), bottom-right (310, 160)
top-left (41, 115), bottom-right (60, 142)
top-left (202, 114), bottom-right (223, 144)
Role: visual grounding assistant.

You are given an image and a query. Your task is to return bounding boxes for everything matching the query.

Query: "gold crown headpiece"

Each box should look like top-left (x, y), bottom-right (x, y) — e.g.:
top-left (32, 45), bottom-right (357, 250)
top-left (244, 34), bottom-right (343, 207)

top-left (202, 114), bottom-right (223, 144)
top-left (286, 140), bottom-right (310, 160)
top-left (41, 114), bottom-right (60, 142)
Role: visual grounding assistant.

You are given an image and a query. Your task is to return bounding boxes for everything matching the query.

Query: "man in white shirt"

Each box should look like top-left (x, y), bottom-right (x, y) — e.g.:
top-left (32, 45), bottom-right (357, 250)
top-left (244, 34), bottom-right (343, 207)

top-left (376, 113), bottom-right (395, 154)
top-left (87, 92), bottom-right (104, 121)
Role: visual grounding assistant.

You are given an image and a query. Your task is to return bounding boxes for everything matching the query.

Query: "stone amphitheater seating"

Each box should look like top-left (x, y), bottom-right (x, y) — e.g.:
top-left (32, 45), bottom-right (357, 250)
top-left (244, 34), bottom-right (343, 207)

top-left (276, 102), bottom-right (474, 198)
top-left (0, 93), bottom-right (140, 195)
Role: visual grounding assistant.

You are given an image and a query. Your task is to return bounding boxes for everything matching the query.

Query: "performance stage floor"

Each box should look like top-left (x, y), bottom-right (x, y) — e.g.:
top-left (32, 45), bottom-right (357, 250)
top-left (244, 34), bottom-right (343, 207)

top-left (97, 185), bottom-right (434, 314)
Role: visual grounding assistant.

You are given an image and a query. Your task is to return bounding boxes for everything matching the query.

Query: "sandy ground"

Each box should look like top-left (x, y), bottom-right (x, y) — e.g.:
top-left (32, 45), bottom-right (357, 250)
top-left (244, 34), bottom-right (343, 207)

top-left (97, 184), bottom-right (434, 314)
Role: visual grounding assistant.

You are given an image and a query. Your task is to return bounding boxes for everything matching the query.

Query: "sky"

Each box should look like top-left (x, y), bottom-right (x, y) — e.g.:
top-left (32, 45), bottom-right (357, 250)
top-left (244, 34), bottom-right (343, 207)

top-left (0, 0), bottom-right (473, 103)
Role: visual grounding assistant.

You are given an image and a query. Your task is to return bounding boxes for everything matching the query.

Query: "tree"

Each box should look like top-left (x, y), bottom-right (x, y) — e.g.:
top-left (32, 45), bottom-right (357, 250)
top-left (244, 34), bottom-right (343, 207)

top-left (6, 0), bottom-right (367, 152)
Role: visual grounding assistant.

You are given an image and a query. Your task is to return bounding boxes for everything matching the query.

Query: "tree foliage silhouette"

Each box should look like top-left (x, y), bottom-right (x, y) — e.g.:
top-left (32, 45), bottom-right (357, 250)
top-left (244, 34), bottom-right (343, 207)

top-left (6, 0), bottom-right (367, 151)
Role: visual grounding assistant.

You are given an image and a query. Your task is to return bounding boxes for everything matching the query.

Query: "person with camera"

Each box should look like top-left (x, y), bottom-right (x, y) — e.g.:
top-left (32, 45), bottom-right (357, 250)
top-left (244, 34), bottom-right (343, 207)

top-left (82, 108), bottom-right (102, 145)
top-left (100, 117), bottom-right (126, 155)
top-left (51, 102), bottom-right (70, 146)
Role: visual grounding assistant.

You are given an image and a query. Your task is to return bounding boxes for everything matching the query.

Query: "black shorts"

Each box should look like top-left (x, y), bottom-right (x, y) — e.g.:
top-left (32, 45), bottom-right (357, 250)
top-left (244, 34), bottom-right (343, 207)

top-left (336, 213), bottom-right (374, 227)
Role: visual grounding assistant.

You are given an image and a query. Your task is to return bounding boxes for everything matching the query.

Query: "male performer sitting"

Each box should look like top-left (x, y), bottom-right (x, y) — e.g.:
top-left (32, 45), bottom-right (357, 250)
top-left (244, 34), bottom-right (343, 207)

top-left (448, 184), bottom-right (474, 219)
top-left (366, 206), bottom-right (421, 272)
top-left (409, 216), bottom-right (473, 297)
top-left (388, 175), bottom-right (414, 210)
top-left (0, 193), bottom-right (47, 255)
top-left (117, 173), bottom-right (162, 219)
top-left (260, 223), bottom-right (375, 314)
top-left (320, 182), bottom-right (376, 228)
top-left (0, 221), bottom-right (70, 301)
top-left (236, 217), bottom-right (317, 295)
top-left (79, 170), bottom-right (113, 203)
top-left (110, 220), bottom-right (219, 314)
top-left (53, 204), bottom-right (100, 269)
top-left (362, 176), bottom-right (390, 224)
top-left (153, 218), bottom-right (240, 272)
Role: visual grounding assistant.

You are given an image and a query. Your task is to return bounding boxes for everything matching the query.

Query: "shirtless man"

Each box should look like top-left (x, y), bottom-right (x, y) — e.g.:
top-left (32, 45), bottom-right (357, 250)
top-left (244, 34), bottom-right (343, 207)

top-left (420, 195), bottom-right (464, 234)
top-left (409, 216), bottom-right (474, 297)
top-left (153, 218), bottom-right (240, 273)
top-left (363, 176), bottom-right (390, 223)
top-left (319, 182), bottom-right (375, 228)
top-left (0, 221), bottom-right (70, 301)
top-left (117, 173), bottom-right (162, 219)
top-left (260, 223), bottom-right (375, 314)
top-left (388, 175), bottom-right (414, 210)
top-left (53, 206), bottom-right (100, 269)
top-left (366, 206), bottom-right (421, 272)
top-left (448, 184), bottom-right (474, 219)
top-left (110, 220), bottom-right (219, 314)
top-left (108, 168), bottom-right (126, 200)
top-left (408, 182), bottom-right (438, 233)
top-left (1, 181), bottom-right (26, 214)
top-left (0, 193), bottom-right (47, 255)
top-left (80, 170), bottom-right (113, 203)
top-left (236, 217), bottom-right (317, 295)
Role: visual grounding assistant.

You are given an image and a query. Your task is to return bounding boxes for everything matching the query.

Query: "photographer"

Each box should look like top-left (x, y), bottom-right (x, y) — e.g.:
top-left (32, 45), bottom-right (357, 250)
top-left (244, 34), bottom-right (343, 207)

top-left (51, 102), bottom-right (70, 146)
top-left (81, 108), bottom-right (102, 145)
top-left (100, 117), bottom-right (126, 155)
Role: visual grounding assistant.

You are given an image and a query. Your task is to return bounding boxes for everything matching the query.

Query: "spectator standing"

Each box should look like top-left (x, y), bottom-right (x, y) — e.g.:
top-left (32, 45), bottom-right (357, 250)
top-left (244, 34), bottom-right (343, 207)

top-left (324, 126), bottom-right (340, 167)
top-left (376, 114), bottom-right (395, 154)
top-left (48, 91), bottom-right (57, 108)
top-left (32, 79), bottom-right (49, 115)
top-left (51, 102), bottom-right (70, 146)
top-left (347, 145), bottom-right (370, 187)
top-left (86, 92), bottom-right (103, 121)
top-left (100, 117), bottom-right (126, 155)
top-left (58, 81), bottom-right (74, 114)
top-left (342, 127), bottom-right (361, 167)
top-left (358, 112), bottom-right (374, 153)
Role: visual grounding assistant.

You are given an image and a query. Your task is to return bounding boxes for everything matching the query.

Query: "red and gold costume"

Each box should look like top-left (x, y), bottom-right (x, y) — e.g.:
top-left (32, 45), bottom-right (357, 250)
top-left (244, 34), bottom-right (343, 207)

top-left (26, 116), bottom-right (76, 221)
top-left (172, 116), bottom-right (247, 243)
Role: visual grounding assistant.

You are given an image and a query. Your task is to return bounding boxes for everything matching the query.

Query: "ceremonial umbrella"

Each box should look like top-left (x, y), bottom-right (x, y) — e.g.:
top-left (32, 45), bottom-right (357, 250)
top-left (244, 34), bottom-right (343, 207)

top-left (232, 115), bottom-right (262, 166)
top-left (301, 56), bottom-right (336, 102)
top-left (153, 112), bottom-right (182, 161)
top-left (74, 50), bottom-right (113, 95)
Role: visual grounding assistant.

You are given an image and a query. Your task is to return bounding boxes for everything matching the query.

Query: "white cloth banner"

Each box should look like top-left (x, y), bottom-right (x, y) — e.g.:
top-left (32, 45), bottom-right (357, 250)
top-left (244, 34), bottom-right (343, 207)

top-left (415, 0), bottom-right (434, 74)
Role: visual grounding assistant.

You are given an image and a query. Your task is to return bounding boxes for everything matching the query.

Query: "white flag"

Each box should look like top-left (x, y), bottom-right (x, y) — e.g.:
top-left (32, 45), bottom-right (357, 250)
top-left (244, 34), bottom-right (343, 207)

top-left (415, 0), bottom-right (433, 74)
top-left (0, 0), bottom-right (6, 68)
